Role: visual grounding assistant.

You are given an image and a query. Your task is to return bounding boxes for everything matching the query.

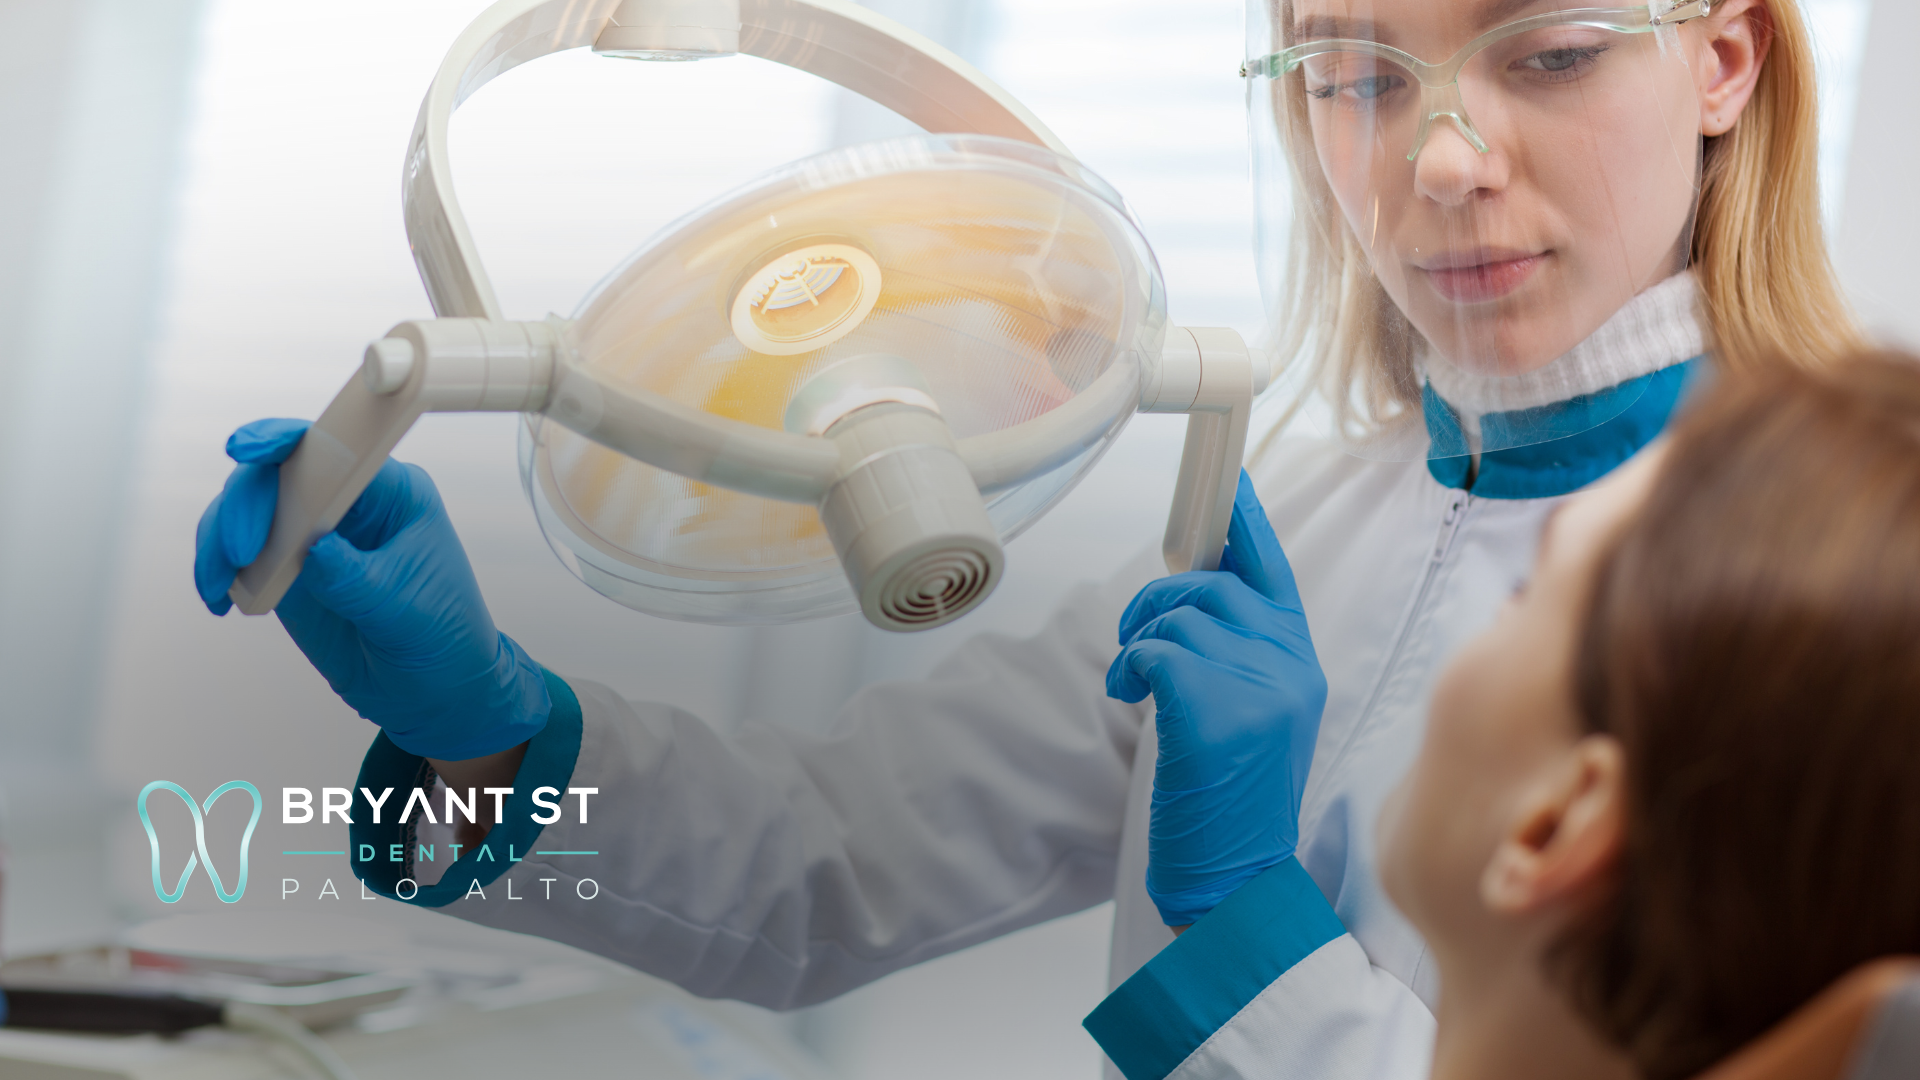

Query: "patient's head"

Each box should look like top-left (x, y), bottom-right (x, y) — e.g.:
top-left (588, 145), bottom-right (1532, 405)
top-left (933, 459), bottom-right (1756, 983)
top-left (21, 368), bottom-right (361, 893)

top-left (1379, 353), bottom-right (1920, 1080)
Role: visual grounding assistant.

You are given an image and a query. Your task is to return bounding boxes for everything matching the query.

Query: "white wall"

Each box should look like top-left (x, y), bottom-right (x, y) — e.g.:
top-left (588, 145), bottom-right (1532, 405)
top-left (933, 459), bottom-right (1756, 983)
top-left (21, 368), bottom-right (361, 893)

top-left (0, 0), bottom-right (204, 950)
top-left (1834, 0), bottom-right (1920, 348)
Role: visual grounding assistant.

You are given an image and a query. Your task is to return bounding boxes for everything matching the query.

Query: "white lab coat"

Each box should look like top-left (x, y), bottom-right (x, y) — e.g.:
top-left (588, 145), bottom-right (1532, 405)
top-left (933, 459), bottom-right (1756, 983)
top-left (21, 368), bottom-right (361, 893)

top-left (432, 431), bottom-right (1563, 1079)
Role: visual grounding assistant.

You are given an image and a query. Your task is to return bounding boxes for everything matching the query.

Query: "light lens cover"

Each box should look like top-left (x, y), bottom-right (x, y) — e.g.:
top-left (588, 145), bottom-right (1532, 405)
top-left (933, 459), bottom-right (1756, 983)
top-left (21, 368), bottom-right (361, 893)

top-left (523, 134), bottom-right (1165, 624)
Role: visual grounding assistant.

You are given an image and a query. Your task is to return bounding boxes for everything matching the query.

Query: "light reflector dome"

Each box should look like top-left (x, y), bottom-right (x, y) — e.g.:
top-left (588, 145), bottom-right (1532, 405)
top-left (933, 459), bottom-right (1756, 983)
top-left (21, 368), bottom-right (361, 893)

top-left (521, 134), bottom-right (1166, 624)
top-left (729, 241), bottom-right (883, 355)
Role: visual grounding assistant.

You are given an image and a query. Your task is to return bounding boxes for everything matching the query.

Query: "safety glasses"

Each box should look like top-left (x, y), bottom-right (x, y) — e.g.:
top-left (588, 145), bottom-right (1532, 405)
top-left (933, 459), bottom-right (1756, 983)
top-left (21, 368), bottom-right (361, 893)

top-left (1244, 2), bottom-right (1713, 160)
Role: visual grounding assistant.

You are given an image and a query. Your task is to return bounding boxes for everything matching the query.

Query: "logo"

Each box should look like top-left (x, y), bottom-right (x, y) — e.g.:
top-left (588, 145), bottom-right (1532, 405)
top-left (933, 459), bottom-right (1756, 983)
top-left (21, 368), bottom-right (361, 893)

top-left (138, 781), bottom-right (262, 903)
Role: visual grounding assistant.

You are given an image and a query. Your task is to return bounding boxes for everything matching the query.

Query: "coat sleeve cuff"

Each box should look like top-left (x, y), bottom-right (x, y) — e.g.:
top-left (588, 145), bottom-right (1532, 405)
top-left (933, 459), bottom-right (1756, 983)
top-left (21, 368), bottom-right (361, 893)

top-left (349, 668), bottom-right (584, 908)
top-left (1083, 857), bottom-right (1346, 1080)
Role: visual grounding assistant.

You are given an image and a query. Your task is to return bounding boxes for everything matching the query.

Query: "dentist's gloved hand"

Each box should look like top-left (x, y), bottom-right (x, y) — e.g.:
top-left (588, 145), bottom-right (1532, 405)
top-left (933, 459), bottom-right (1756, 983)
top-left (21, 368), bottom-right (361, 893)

top-left (194, 419), bottom-right (550, 761)
top-left (1108, 471), bottom-right (1326, 927)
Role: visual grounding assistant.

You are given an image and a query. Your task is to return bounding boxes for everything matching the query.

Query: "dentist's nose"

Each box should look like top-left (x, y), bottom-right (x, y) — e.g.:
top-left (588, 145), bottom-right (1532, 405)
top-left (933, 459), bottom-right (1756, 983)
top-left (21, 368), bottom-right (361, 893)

top-left (1412, 118), bottom-right (1507, 207)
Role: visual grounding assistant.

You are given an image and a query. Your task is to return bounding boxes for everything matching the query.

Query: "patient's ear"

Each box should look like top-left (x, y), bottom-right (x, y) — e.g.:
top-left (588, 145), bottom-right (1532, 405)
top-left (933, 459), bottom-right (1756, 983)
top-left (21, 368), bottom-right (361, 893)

top-left (1481, 736), bottom-right (1625, 916)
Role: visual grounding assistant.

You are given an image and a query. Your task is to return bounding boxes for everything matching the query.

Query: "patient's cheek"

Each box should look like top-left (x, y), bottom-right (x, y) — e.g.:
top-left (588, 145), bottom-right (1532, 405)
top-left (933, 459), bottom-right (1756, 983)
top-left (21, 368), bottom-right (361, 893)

top-left (1387, 646), bottom-right (1516, 924)
top-left (1377, 781), bottom-right (1417, 912)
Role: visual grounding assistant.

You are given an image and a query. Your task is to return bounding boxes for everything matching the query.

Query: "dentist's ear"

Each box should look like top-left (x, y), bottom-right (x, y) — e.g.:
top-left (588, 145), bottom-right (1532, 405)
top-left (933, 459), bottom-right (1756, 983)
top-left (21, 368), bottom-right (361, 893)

top-left (1694, 0), bottom-right (1772, 137)
top-left (1480, 736), bottom-right (1626, 916)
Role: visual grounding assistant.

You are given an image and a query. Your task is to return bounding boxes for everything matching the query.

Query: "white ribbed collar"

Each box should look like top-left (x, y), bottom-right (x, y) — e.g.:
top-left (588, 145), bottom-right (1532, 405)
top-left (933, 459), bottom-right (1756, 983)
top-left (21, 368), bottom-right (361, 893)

top-left (1422, 270), bottom-right (1706, 418)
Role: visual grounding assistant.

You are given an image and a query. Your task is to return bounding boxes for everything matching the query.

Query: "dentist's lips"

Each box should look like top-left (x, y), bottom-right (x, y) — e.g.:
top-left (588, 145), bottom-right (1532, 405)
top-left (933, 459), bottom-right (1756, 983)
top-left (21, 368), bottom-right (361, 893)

top-left (1419, 252), bottom-right (1546, 303)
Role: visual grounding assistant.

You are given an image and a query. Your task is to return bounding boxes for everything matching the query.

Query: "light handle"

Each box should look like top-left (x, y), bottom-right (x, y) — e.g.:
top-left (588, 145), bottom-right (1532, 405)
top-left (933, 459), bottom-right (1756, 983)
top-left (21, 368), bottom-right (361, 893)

top-left (1144, 327), bottom-right (1266, 575)
top-left (229, 320), bottom-right (559, 615)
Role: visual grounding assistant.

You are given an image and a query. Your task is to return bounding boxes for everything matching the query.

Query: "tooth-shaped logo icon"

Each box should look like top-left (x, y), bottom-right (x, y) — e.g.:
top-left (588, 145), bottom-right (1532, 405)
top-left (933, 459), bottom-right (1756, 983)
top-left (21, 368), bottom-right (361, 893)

top-left (138, 780), bottom-right (262, 903)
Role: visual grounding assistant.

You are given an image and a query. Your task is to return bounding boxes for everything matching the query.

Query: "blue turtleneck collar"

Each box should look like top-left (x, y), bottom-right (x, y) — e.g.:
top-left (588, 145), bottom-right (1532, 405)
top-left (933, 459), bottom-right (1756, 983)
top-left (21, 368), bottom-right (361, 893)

top-left (1424, 357), bottom-right (1703, 500)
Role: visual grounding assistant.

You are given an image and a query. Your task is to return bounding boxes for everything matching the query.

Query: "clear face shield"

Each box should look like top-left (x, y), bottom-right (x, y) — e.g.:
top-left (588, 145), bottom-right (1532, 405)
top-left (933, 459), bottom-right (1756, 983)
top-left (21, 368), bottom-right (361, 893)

top-left (1247, 1), bottom-right (1713, 459)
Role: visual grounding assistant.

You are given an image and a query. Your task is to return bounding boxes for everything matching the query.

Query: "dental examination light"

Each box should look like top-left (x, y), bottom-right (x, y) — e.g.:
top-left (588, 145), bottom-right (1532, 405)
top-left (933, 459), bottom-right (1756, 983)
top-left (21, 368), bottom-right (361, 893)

top-left (231, 0), bottom-right (1268, 633)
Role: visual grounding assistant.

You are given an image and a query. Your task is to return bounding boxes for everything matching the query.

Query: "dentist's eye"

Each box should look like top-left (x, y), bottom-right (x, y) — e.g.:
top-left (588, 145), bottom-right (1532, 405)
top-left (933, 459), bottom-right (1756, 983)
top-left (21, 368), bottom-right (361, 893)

top-left (1517, 44), bottom-right (1609, 81)
top-left (1307, 73), bottom-right (1407, 109)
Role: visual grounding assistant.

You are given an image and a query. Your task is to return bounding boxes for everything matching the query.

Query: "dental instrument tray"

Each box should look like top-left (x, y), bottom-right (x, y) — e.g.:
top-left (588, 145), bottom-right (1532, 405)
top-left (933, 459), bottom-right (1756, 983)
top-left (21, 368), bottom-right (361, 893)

top-left (0, 945), bottom-right (409, 1030)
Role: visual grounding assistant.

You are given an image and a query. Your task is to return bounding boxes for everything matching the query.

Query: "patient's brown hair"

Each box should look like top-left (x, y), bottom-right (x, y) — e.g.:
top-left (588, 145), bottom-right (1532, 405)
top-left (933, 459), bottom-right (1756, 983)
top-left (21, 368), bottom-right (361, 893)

top-left (1557, 353), bottom-right (1920, 1080)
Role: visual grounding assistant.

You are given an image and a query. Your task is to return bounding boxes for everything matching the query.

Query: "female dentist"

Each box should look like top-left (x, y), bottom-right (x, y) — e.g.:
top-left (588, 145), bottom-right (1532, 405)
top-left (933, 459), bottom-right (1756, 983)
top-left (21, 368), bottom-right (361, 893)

top-left (192, 1), bottom-right (1857, 1078)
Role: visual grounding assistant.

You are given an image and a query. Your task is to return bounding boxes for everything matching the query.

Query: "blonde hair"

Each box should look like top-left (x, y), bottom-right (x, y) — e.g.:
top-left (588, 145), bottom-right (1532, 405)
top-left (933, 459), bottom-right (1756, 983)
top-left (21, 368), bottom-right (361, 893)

top-left (1255, 0), bottom-right (1864, 446)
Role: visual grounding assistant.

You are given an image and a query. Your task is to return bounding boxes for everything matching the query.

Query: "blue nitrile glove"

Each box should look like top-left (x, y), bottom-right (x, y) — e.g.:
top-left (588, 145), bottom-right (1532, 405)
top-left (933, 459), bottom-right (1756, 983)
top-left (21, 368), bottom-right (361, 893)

top-left (1107, 470), bottom-right (1327, 926)
top-left (194, 419), bottom-right (550, 760)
